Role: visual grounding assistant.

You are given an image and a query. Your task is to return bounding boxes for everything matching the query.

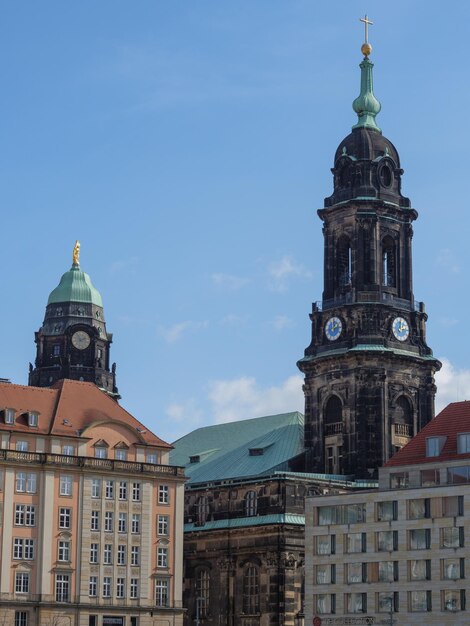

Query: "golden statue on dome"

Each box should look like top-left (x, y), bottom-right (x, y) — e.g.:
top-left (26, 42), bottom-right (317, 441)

top-left (72, 240), bottom-right (80, 266)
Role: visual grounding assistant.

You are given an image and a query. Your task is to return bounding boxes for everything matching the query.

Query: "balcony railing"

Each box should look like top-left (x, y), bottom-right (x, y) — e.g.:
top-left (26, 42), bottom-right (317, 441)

top-left (394, 423), bottom-right (412, 437)
top-left (0, 592), bottom-right (183, 609)
top-left (0, 450), bottom-right (185, 478)
top-left (324, 422), bottom-right (343, 436)
top-left (317, 292), bottom-right (421, 312)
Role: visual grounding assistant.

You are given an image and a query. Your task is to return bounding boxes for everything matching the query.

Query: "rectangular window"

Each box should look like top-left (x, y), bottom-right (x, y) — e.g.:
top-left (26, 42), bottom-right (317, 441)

top-left (59, 507), bottom-right (71, 529)
top-left (130, 578), bottom-right (139, 599)
top-left (104, 512), bottom-right (113, 532)
top-left (91, 510), bottom-right (100, 531)
top-left (409, 559), bottom-right (431, 581)
top-left (158, 485), bottom-right (170, 504)
top-left (377, 530), bottom-right (398, 552)
top-left (347, 562), bottom-right (366, 584)
top-left (443, 589), bottom-right (465, 612)
top-left (115, 449), bottom-right (127, 461)
top-left (132, 483), bottom-right (141, 501)
top-left (157, 547), bottom-right (168, 568)
top-left (378, 592), bottom-right (398, 614)
top-left (58, 540), bottom-right (70, 562)
top-left (421, 468), bottom-right (440, 486)
top-left (62, 445), bottom-right (74, 456)
top-left (16, 472), bottom-right (36, 493)
top-left (390, 472), bottom-right (409, 488)
top-left (457, 433), bottom-right (470, 454)
top-left (105, 480), bottom-right (114, 499)
top-left (55, 574), bottom-right (70, 603)
top-left (117, 545), bottom-right (126, 565)
top-left (95, 447), bottom-right (107, 459)
top-left (315, 534), bottom-right (335, 555)
top-left (5, 408), bottom-right (14, 425)
top-left (119, 481), bottom-right (127, 500)
top-left (408, 498), bottom-right (430, 520)
top-left (118, 512), bottom-right (127, 533)
top-left (103, 577), bottom-right (112, 598)
top-left (59, 475), bottom-right (73, 496)
top-left (378, 561), bottom-right (398, 583)
top-left (28, 412), bottom-right (38, 427)
top-left (116, 577), bottom-right (125, 599)
top-left (410, 590), bottom-right (431, 612)
top-left (448, 466), bottom-right (470, 484)
top-left (315, 564), bottom-right (334, 584)
top-left (442, 526), bottom-right (464, 548)
top-left (443, 495), bottom-right (464, 517)
top-left (91, 479), bottom-right (101, 498)
top-left (346, 593), bottom-right (366, 613)
top-left (314, 594), bottom-right (335, 615)
top-left (346, 532), bottom-right (366, 553)
top-left (131, 546), bottom-right (140, 566)
top-left (410, 528), bottom-right (431, 550)
top-left (131, 514), bottom-right (141, 534)
top-left (155, 579), bottom-right (169, 607)
top-left (147, 452), bottom-right (158, 464)
top-left (377, 500), bottom-right (397, 522)
top-left (318, 503), bottom-right (365, 525)
top-left (90, 543), bottom-right (99, 564)
top-left (442, 558), bottom-right (465, 580)
top-left (15, 573), bottom-right (29, 594)
top-left (89, 576), bottom-right (97, 597)
top-left (13, 538), bottom-right (34, 560)
top-left (15, 612), bottom-right (28, 626)
top-left (158, 515), bottom-right (169, 536)
top-left (104, 544), bottom-right (113, 565)
top-left (15, 505), bottom-right (36, 527)
top-left (16, 441), bottom-right (29, 452)
top-left (426, 436), bottom-right (446, 457)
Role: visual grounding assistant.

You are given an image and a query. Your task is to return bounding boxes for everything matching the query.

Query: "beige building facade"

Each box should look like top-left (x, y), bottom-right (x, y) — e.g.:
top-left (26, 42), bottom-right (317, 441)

top-left (0, 379), bottom-right (185, 626)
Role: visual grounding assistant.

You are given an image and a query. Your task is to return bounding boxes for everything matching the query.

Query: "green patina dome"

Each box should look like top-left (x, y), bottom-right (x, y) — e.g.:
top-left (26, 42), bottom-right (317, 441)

top-left (47, 264), bottom-right (103, 307)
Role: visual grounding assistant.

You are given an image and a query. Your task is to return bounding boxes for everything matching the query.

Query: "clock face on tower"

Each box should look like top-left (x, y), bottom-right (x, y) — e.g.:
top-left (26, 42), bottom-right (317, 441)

top-left (325, 316), bottom-right (342, 341)
top-left (392, 317), bottom-right (409, 342)
top-left (71, 330), bottom-right (91, 350)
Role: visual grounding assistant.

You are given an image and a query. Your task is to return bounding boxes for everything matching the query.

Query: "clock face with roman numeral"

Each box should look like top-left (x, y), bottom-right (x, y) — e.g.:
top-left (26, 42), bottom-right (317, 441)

top-left (392, 317), bottom-right (409, 342)
top-left (71, 330), bottom-right (91, 350)
top-left (325, 317), bottom-right (342, 341)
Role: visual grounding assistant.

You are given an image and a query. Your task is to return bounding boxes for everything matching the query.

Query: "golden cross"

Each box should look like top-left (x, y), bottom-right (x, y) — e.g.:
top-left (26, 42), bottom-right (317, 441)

top-left (360, 14), bottom-right (373, 43)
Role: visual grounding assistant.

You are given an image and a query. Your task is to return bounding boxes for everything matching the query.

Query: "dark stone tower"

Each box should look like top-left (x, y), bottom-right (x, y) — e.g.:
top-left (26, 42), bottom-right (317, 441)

top-left (297, 40), bottom-right (440, 479)
top-left (29, 242), bottom-right (119, 398)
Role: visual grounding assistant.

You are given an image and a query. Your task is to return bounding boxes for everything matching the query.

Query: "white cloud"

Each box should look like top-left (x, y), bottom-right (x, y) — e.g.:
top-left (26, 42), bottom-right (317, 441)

top-left (219, 314), bottom-right (249, 327)
top-left (211, 273), bottom-right (249, 291)
top-left (164, 399), bottom-right (204, 442)
top-left (208, 374), bottom-right (304, 423)
top-left (435, 248), bottom-right (460, 274)
top-left (158, 320), bottom-right (208, 343)
top-left (270, 315), bottom-right (293, 330)
top-left (268, 255), bottom-right (312, 292)
top-left (435, 357), bottom-right (470, 413)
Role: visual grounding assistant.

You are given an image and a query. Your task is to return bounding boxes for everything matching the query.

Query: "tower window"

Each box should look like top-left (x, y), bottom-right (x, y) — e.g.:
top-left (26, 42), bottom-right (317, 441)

top-left (382, 236), bottom-right (396, 288)
top-left (337, 236), bottom-right (352, 288)
top-left (52, 345), bottom-right (61, 357)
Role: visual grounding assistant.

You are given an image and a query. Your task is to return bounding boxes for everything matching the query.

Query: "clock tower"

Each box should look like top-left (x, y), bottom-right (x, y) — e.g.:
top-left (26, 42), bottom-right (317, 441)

top-left (297, 32), bottom-right (440, 478)
top-left (28, 242), bottom-right (119, 398)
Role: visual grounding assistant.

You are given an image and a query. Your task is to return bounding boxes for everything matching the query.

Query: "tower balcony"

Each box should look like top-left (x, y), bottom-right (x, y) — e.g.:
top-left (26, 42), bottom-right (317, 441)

top-left (316, 292), bottom-right (422, 312)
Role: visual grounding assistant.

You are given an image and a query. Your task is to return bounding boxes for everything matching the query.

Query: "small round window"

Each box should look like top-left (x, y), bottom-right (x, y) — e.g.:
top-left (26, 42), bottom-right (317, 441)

top-left (379, 164), bottom-right (393, 188)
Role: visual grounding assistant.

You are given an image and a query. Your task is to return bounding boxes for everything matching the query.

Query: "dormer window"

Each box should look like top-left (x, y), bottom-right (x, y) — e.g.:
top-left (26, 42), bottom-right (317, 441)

top-left (146, 452), bottom-right (158, 464)
top-left (426, 436), bottom-right (446, 457)
top-left (28, 412), bottom-right (38, 428)
top-left (4, 408), bottom-right (14, 425)
top-left (457, 433), bottom-right (470, 455)
top-left (249, 448), bottom-right (264, 457)
top-left (93, 440), bottom-right (109, 459)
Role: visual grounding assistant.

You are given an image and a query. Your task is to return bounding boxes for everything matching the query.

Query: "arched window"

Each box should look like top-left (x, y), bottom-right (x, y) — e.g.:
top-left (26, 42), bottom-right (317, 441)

top-left (245, 491), bottom-right (257, 517)
top-left (324, 396), bottom-right (342, 425)
top-left (196, 569), bottom-right (210, 618)
top-left (393, 396), bottom-right (413, 439)
top-left (337, 236), bottom-right (352, 288)
top-left (382, 236), bottom-right (396, 287)
top-left (243, 565), bottom-right (260, 614)
top-left (196, 495), bottom-right (209, 525)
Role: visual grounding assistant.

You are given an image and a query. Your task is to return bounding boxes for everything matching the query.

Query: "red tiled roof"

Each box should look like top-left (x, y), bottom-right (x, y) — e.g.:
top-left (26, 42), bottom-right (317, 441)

top-left (385, 401), bottom-right (470, 467)
top-left (0, 379), bottom-right (170, 448)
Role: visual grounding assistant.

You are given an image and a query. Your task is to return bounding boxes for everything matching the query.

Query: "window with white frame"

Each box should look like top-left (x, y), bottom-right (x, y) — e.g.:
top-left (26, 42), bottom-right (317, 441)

top-left (196, 569), bottom-right (210, 617)
top-left (89, 576), bottom-right (97, 597)
top-left (59, 507), bottom-right (71, 529)
top-left (16, 472), bottom-right (36, 493)
top-left (15, 611), bottom-right (28, 626)
top-left (15, 572), bottom-right (29, 594)
top-left (5, 408), bottom-right (15, 425)
top-left (15, 505), bottom-right (36, 527)
top-left (116, 577), bottom-right (125, 599)
top-left (91, 510), bottom-right (100, 531)
top-left (55, 574), bottom-right (70, 602)
top-left (157, 547), bottom-right (168, 568)
top-left (131, 546), bottom-right (140, 566)
top-left (16, 441), bottom-right (29, 452)
top-left (62, 445), bottom-right (74, 456)
top-left (119, 481), bottom-right (127, 500)
top-left (91, 479), bottom-right (101, 498)
top-left (132, 482), bottom-right (141, 501)
top-left (115, 448), bottom-right (127, 461)
top-left (426, 436), bottom-right (446, 457)
top-left (457, 433), bottom-right (470, 454)
top-left (118, 512), bottom-right (127, 533)
top-left (104, 512), bottom-right (113, 532)
top-left (158, 515), bottom-right (169, 536)
top-left (158, 485), bottom-right (169, 504)
top-left (59, 475), bottom-right (73, 496)
top-left (131, 514), bottom-right (141, 534)
top-left (58, 540), bottom-right (70, 562)
top-left (146, 452), bottom-right (158, 464)
top-left (155, 579), bottom-right (169, 607)
top-left (117, 544), bottom-right (126, 565)
top-left (130, 578), bottom-right (139, 599)
top-left (13, 538), bottom-right (34, 560)
top-left (90, 543), bottom-right (99, 563)
top-left (103, 577), bottom-right (112, 598)
top-left (105, 480), bottom-right (114, 499)
top-left (28, 412), bottom-right (38, 427)
top-left (104, 544), bottom-right (113, 565)
top-left (94, 445), bottom-right (107, 459)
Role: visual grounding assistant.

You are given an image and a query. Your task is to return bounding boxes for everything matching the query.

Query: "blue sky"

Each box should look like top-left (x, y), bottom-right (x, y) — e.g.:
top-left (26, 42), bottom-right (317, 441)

top-left (1, 1), bottom-right (469, 442)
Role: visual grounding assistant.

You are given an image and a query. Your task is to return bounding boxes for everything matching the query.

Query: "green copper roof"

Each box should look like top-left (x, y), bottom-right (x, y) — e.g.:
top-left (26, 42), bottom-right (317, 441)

top-left (184, 513), bottom-right (305, 533)
top-left (352, 56), bottom-right (381, 132)
top-left (47, 264), bottom-right (103, 307)
top-left (170, 411), bottom-right (304, 484)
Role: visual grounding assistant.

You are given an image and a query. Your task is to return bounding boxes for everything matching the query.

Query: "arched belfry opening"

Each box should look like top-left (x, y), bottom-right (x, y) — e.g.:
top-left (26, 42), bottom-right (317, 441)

top-left (382, 235), bottom-right (396, 288)
top-left (391, 395), bottom-right (413, 453)
top-left (324, 395), bottom-right (344, 474)
top-left (337, 236), bottom-right (352, 289)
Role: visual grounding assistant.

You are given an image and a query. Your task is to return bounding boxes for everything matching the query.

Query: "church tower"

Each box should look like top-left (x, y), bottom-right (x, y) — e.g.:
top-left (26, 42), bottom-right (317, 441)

top-left (298, 25), bottom-right (440, 478)
top-left (29, 242), bottom-right (119, 398)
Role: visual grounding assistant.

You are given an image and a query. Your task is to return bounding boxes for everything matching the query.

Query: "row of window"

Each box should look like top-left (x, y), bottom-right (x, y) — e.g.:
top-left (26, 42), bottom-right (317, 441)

top-left (3, 410), bottom-right (38, 427)
top-left (194, 566), bottom-right (260, 617)
top-left (315, 527), bottom-right (465, 554)
top-left (317, 495), bottom-right (464, 526)
top-left (391, 466), bottom-right (470, 488)
top-left (15, 572), bottom-right (70, 602)
top-left (427, 433), bottom-right (470, 457)
top-left (314, 558), bottom-right (465, 584)
top-left (196, 490), bottom-right (258, 524)
top-left (14, 473), bottom-right (170, 504)
top-left (91, 510), bottom-right (140, 533)
top-left (314, 590), bottom-right (467, 614)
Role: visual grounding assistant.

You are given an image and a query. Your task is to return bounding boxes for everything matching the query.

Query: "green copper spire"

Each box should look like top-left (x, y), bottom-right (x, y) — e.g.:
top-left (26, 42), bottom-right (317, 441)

top-left (352, 14), bottom-right (381, 132)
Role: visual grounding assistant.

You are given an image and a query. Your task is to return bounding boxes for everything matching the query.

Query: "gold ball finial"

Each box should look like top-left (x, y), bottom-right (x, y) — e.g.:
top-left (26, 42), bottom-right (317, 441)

top-left (361, 42), bottom-right (372, 57)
